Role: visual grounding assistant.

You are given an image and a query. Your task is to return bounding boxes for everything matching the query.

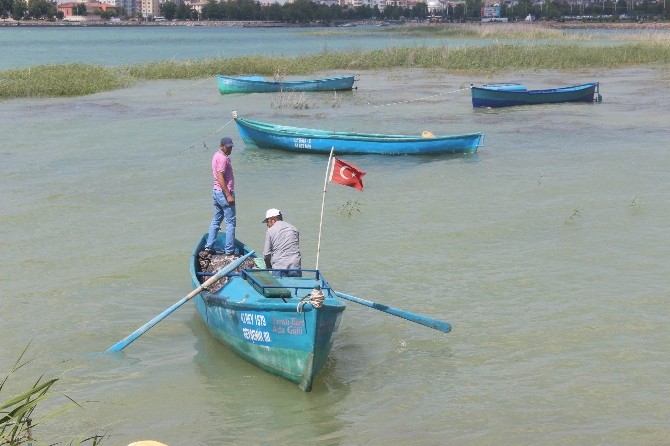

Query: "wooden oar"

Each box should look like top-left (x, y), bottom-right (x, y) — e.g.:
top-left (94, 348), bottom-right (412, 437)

top-left (107, 251), bottom-right (254, 352)
top-left (334, 291), bottom-right (452, 334)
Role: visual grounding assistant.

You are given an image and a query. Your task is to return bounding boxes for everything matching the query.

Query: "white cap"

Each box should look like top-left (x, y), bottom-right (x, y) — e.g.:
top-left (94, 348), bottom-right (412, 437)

top-left (262, 208), bottom-right (281, 223)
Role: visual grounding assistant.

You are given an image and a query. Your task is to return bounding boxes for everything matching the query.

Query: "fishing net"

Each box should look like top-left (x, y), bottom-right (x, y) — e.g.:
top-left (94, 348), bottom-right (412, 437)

top-left (197, 250), bottom-right (257, 292)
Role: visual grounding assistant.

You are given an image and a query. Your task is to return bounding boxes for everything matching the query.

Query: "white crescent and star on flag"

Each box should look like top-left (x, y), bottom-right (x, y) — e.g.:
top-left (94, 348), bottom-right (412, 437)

top-left (339, 165), bottom-right (357, 179)
top-left (329, 155), bottom-right (365, 190)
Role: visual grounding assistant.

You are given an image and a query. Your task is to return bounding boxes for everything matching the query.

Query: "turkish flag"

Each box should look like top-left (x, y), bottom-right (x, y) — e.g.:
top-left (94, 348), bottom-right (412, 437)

top-left (330, 157), bottom-right (365, 191)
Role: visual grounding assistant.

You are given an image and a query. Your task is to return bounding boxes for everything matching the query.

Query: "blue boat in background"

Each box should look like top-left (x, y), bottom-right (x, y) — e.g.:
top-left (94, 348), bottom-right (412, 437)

top-left (233, 115), bottom-right (483, 155)
top-left (217, 74), bottom-right (356, 94)
top-left (471, 82), bottom-right (601, 108)
top-left (190, 233), bottom-right (346, 391)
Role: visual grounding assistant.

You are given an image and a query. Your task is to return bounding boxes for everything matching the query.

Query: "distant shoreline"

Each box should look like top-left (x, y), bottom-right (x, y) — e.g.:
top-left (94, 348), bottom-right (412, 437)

top-left (0, 19), bottom-right (291, 27)
top-left (1, 18), bottom-right (669, 29)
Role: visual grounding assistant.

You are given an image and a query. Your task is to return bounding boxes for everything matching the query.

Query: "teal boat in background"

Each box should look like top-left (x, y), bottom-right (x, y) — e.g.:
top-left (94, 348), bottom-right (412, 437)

top-left (471, 82), bottom-right (601, 108)
top-left (217, 74), bottom-right (356, 94)
top-left (233, 115), bottom-right (483, 155)
top-left (190, 233), bottom-right (346, 391)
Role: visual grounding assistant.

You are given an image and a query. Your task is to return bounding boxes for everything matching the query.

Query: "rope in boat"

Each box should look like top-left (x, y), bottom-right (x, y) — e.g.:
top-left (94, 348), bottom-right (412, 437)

top-left (369, 86), bottom-right (469, 108)
top-left (297, 287), bottom-right (325, 313)
top-left (183, 118), bottom-right (234, 152)
top-left (167, 75), bottom-right (215, 96)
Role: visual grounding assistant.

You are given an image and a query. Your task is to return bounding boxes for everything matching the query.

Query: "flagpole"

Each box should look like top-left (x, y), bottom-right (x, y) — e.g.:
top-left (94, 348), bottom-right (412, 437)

top-left (316, 147), bottom-right (335, 270)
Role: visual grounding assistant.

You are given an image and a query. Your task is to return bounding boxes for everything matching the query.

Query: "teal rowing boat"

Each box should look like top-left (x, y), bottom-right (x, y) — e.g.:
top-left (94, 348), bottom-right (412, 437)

top-left (234, 115), bottom-right (483, 155)
top-left (217, 74), bottom-right (356, 94)
top-left (471, 82), bottom-right (601, 108)
top-left (190, 233), bottom-right (346, 391)
top-left (107, 229), bottom-right (452, 390)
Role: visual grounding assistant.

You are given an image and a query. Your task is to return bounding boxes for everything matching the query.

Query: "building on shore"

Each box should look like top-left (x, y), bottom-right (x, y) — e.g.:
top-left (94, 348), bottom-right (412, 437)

top-left (185, 0), bottom-right (207, 15)
top-left (117, 0), bottom-right (139, 16)
top-left (481, 1), bottom-right (507, 21)
top-left (57, 1), bottom-right (117, 17)
top-left (426, 0), bottom-right (446, 13)
top-left (140, 0), bottom-right (160, 17)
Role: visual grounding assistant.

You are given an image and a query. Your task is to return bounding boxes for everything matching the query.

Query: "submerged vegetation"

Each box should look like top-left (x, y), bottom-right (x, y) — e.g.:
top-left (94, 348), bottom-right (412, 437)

top-left (2, 27), bottom-right (670, 99)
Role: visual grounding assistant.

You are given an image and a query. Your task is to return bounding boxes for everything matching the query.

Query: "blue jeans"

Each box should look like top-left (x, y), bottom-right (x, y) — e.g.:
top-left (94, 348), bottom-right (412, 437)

top-left (205, 189), bottom-right (236, 254)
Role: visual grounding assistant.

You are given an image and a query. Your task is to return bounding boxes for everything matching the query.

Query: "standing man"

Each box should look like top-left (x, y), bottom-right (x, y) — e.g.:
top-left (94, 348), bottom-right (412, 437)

top-left (262, 208), bottom-right (301, 276)
top-left (204, 137), bottom-right (236, 256)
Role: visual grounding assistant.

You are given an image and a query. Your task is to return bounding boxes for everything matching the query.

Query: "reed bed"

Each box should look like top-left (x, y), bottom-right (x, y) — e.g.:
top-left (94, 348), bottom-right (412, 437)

top-left (1, 42), bottom-right (669, 99)
top-left (0, 63), bottom-right (135, 99)
top-left (124, 55), bottom-right (307, 79)
top-left (320, 42), bottom-right (670, 70)
top-left (320, 22), bottom-right (670, 43)
top-left (357, 23), bottom-right (582, 41)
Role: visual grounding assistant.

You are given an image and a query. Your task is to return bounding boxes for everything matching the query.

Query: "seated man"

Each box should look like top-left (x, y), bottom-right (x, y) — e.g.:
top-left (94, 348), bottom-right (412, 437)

top-left (262, 208), bottom-right (301, 277)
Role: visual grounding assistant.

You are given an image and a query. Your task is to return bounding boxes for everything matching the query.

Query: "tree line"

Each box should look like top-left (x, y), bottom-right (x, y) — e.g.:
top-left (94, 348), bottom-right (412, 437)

top-left (1, 0), bottom-right (126, 20)
top-left (158, 0), bottom-right (669, 22)
top-left (162, 0), bottom-right (432, 23)
top-left (499, 0), bottom-right (666, 20)
top-left (0, 0), bottom-right (429, 22)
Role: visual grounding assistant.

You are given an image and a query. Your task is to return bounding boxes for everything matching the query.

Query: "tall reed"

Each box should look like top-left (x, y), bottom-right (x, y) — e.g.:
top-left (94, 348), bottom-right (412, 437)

top-left (1, 346), bottom-right (107, 445)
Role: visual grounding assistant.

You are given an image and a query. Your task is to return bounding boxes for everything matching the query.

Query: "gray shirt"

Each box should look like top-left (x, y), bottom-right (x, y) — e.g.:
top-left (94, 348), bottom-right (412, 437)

top-left (263, 220), bottom-right (301, 270)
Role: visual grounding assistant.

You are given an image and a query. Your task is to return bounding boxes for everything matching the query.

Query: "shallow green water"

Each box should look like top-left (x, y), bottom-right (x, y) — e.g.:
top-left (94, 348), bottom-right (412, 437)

top-left (1, 27), bottom-right (669, 446)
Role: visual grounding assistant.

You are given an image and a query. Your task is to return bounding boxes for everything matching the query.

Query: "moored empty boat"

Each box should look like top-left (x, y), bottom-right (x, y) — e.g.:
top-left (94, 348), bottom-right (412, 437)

top-left (471, 82), bottom-right (601, 108)
top-left (217, 74), bottom-right (356, 94)
top-left (233, 115), bottom-right (483, 155)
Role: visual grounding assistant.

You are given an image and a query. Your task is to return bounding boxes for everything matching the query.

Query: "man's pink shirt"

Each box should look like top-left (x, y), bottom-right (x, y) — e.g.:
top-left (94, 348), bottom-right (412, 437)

top-left (212, 151), bottom-right (234, 192)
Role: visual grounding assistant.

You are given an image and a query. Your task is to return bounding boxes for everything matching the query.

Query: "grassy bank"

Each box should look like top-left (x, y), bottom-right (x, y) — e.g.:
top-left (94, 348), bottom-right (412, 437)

top-left (2, 42), bottom-right (669, 99)
top-left (307, 23), bottom-right (578, 40)
top-left (309, 22), bottom-right (670, 41)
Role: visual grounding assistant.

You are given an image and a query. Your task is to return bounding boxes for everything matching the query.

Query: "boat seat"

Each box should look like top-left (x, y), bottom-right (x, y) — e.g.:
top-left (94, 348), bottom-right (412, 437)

top-left (245, 270), bottom-right (292, 299)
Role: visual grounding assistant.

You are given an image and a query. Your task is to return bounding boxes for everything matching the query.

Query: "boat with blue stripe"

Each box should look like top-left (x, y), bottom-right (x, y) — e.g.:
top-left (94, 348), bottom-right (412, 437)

top-left (190, 233), bottom-right (346, 391)
top-left (471, 82), bottom-right (601, 108)
top-left (234, 115), bottom-right (483, 155)
top-left (217, 74), bottom-right (356, 94)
